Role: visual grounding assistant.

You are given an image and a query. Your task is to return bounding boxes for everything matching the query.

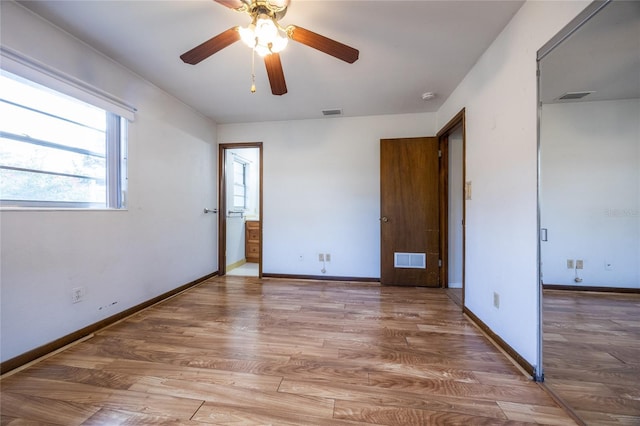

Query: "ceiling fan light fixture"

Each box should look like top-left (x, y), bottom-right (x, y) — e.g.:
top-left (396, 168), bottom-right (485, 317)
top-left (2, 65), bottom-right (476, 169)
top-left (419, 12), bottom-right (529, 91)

top-left (255, 14), bottom-right (277, 39)
top-left (239, 14), bottom-right (288, 57)
top-left (183, 0), bottom-right (359, 96)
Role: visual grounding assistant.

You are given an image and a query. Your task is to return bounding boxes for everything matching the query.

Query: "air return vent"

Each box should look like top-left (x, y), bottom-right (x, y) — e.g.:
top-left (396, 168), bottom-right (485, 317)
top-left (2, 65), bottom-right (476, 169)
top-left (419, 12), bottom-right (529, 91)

top-left (394, 252), bottom-right (426, 269)
top-left (322, 108), bottom-right (343, 116)
top-left (557, 91), bottom-right (594, 100)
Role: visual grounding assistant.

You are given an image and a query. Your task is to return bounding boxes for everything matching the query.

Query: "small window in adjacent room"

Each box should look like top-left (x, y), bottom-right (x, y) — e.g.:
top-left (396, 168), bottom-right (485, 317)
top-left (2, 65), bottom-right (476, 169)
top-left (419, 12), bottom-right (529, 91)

top-left (0, 70), bottom-right (127, 209)
top-left (232, 159), bottom-right (247, 210)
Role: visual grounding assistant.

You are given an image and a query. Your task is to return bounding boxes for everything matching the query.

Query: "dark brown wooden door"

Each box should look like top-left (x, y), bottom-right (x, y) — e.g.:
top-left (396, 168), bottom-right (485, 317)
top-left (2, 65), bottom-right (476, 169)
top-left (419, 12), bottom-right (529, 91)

top-left (380, 137), bottom-right (441, 287)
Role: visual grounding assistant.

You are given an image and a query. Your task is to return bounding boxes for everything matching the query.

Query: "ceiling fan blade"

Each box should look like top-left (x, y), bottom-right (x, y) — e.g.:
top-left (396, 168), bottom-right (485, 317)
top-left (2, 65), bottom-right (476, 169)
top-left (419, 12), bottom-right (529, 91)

top-left (264, 53), bottom-right (287, 96)
top-left (289, 26), bottom-right (359, 64)
top-left (214, 0), bottom-right (247, 10)
top-left (180, 27), bottom-right (240, 65)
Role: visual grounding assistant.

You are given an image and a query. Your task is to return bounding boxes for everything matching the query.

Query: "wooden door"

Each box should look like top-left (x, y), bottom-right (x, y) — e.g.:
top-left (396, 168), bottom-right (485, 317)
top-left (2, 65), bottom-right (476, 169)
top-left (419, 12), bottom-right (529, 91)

top-left (380, 137), bottom-right (441, 287)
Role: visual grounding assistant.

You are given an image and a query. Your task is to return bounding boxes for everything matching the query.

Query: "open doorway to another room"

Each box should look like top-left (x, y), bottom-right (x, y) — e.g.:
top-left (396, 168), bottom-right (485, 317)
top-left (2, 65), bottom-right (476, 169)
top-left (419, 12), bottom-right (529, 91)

top-left (438, 109), bottom-right (466, 307)
top-left (219, 143), bottom-right (262, 277)
top-left (447, 125), bottom-right (464, 289)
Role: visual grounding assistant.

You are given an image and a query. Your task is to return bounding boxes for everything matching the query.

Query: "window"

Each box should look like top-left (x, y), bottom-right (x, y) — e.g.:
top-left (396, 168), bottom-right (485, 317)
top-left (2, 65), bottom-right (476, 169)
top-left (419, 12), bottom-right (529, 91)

top-left (232, 159), bottom-right (247, 210)
top-left (0, 70), bottom-right (127, 208)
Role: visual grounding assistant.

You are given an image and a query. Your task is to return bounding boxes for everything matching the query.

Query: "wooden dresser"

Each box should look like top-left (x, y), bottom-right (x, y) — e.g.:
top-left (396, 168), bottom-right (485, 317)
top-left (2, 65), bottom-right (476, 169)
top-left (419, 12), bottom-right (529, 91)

top-left (245, 220), bottom-right (260, 263)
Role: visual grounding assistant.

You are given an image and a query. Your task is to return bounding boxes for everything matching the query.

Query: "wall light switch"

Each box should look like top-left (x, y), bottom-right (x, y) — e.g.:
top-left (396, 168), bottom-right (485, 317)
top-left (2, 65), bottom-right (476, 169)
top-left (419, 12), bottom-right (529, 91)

top-left (72, 286), bottom-right (85, 303)
top-left (567, 259), bottom-right (574, 269)
top-left (465, 181), bottom-right (472, 200)
top-left (576, 259), bottom-right (584, 269)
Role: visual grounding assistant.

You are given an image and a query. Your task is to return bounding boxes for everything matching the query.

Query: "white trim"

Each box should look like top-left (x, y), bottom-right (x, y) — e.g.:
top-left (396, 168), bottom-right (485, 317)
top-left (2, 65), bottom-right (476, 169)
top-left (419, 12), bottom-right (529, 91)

top-left (0, 46), bottom-right (136, 121)
top-left (0, 207), bottom-right (129, 212)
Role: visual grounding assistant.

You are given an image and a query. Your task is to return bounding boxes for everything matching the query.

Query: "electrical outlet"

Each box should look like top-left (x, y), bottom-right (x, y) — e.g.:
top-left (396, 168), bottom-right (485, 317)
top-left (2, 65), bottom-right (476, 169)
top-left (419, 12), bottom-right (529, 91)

top-left (318, 253), bottom-right (324, 262)
top-left (567, 259), bottom-right (574, 269)
top-left (325, 253), bottom-right (331, 262)
top-left (298, 254), bottom-right (304, 261)
top-left (72, 287), bottom-right (85, 304)
top-left (605, 261), bottom-right (613, 271)
top-left (493, 292), bottom-right (500, 309)
top-left (576, 259), bottom-right (584, 270)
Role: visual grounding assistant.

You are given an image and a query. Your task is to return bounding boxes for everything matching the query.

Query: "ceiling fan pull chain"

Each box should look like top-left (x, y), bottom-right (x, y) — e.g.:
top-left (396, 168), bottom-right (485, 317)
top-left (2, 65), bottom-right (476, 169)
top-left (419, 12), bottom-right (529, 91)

top-left (250, 45), bottom-right (257, 93)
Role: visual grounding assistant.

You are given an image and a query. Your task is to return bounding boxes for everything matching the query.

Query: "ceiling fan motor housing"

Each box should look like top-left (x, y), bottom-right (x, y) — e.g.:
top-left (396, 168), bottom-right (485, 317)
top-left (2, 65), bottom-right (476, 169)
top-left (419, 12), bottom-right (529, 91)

top-left (242, 0), bottom-right (288, 21)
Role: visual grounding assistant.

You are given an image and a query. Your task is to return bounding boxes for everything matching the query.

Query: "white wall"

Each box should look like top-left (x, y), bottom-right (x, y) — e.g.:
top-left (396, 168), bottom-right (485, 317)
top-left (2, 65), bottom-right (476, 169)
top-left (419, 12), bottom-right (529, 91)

top-left (218, 113), bottom-right (436, 278)
top-left (541, 99), bottom-right (640, 288)
top-left (436, 0), bottom-right (590, 367)
top-left (0, 2), bottom-right (218, 362)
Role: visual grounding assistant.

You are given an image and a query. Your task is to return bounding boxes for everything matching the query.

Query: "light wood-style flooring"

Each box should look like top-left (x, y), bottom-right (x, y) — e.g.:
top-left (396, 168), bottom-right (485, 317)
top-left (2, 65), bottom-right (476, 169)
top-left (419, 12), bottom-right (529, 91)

top-left (2, 277), bottom-right (577, 425)
top-left (543, 290), bottom-right (640, 425)
top-left (226, 262), bottom-right (259, 277)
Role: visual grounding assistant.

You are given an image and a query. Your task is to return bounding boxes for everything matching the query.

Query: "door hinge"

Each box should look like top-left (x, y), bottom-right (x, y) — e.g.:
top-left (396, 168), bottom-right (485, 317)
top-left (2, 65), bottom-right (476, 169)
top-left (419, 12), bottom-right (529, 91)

top-left (438, 259), bottom-right (442, 267)
top-left (438, 150), bottom-right (442, 158)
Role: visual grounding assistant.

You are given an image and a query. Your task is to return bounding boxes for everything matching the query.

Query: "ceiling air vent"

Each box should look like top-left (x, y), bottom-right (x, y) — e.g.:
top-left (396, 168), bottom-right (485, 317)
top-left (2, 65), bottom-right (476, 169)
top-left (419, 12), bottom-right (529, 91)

top-left (322, 108), bottom-right (343, 116)
top-left (557, 91), bottom-right (594, 100)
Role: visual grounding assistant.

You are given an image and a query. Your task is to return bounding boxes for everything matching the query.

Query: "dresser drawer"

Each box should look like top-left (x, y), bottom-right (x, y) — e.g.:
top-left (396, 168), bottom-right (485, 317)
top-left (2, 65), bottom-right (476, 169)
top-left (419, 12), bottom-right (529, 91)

top-left (247, 243), bottom-right (259, 255)
top-left (245, 221), bottom-right (260, 262)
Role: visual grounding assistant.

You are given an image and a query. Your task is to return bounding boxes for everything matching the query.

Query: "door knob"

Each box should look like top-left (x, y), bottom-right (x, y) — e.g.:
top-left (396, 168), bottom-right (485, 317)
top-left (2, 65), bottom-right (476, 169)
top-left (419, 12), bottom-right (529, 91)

top-left (380, 216), bottom-right (389, 222)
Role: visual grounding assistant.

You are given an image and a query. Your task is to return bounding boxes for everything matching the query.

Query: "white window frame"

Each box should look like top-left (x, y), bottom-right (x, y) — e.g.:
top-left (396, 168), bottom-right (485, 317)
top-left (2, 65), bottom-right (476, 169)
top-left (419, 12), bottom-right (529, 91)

top-left (0, 47), bottom-right (134, 209)
top-left (232, 158), bottom-right (248, 210)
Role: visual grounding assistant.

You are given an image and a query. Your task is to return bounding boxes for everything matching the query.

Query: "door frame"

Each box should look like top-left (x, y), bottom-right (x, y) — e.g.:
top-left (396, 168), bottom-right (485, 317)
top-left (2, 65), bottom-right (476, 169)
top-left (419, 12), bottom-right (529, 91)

top-left (218, 142), bottom-right (263, 277)
top-left (437, 108), bottom-right (466, 304)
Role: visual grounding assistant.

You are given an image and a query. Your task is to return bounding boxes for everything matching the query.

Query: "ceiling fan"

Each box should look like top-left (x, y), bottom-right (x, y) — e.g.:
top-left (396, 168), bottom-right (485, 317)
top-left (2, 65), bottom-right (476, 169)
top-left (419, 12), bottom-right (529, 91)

top-left (180, 0), bottom-right (359, 96)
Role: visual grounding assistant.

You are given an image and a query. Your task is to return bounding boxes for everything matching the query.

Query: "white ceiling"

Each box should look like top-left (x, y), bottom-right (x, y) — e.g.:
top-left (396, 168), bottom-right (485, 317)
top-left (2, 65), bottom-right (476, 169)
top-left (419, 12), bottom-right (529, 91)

top-left (17, 0), bottom-right (527, 124)
top-left (540, 0), bottom-right (640, 105)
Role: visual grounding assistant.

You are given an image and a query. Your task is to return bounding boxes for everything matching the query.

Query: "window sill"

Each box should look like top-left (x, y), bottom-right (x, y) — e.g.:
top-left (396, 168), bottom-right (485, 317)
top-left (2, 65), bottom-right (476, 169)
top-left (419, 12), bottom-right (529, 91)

top-left (0, 207), bottom-right (129, 212)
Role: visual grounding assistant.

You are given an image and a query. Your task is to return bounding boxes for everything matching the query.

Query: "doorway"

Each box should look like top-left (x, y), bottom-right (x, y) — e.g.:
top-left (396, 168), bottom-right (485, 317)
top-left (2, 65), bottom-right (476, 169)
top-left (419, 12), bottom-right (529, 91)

top-left (379, 136), bottom-right (441, 287)
top-left (218, 142), bottom-right (263, 277)
top-left (379, 121), bottom-right (465, 290)
top-left (438, 109), bottom-right (466, 306)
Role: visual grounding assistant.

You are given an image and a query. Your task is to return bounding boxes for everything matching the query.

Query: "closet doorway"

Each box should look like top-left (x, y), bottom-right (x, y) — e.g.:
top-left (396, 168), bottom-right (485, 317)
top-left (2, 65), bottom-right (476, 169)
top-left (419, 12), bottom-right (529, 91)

top-left (438, 109), bottom-right (466, 305)
top-left (218, 142), bottom-right (263, 277)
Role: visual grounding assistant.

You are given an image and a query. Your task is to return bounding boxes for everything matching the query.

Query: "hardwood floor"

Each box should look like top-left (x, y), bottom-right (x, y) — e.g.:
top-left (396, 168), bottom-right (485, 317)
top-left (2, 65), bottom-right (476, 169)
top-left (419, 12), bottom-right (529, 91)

top-left (2, 276), bottom-right (577, 425)
top-left (226, 262), bottom-right (259, 277)
top-left (445, 288), bottom-right (463, 308)
top-left (543, 290), bottom-right (640, 425)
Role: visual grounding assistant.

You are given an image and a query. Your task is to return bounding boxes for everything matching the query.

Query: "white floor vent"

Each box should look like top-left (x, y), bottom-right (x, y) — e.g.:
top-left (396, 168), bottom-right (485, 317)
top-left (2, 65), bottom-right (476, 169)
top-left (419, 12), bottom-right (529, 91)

top-left (394, 252), bottom-right (426, 269)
